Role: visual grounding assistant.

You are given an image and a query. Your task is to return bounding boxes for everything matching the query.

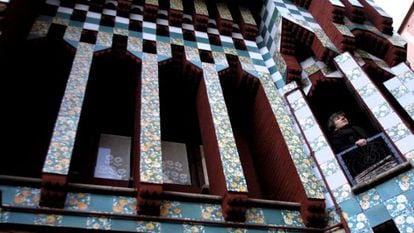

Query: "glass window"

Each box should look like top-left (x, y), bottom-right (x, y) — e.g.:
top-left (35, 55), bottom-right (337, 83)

top-left (94, 134), bottom-right (131, 180)
top-left (162, 141), bottom-right (192, 185)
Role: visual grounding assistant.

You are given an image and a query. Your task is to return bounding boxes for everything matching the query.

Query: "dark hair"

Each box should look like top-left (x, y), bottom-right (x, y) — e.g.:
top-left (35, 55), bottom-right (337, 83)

top-left (328, 111), bottom-right (346, 131)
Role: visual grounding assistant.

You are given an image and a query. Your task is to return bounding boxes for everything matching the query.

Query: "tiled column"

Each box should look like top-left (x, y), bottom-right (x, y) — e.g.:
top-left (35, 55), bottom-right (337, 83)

top-left (40, 42), bottom-right (95, 208)
top-left (201, 62), bottom-right (248, 222)
top-left (193, 0), bottom-right (209, 31)
top-left (335, 52), bottom-right (414, 157)
top-left (384, 63), bottom-right (414, 121)
top-left (136, 53), bottom-right (163, 215)
top-left (185, 46), bottom-right (248, 221)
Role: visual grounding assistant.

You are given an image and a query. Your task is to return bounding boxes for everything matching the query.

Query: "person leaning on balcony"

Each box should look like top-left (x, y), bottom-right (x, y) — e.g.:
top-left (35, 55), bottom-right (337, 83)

top-left (328, 111), bottom-right (368, 153)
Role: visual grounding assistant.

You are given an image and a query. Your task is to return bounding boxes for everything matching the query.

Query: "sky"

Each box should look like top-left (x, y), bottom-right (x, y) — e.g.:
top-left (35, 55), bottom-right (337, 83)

top-left (374, 0), bottom-right (413, 30)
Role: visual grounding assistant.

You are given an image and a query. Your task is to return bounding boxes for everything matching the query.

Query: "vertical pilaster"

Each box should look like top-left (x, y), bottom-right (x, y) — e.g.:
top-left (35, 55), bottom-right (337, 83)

top-left (136, 52), bottom-right (163, 215)
top-left (40, 42), bottom-right (95, 208)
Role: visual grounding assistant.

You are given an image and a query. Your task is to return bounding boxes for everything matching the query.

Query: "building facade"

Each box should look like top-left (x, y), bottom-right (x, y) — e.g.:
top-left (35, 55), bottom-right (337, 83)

top-left (0, 0), bottom-right (413, 232)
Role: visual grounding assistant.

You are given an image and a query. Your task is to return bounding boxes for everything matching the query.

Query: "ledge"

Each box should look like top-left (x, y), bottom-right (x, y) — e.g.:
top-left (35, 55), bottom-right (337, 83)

top-left (352, 161), bottom-right (412, 194)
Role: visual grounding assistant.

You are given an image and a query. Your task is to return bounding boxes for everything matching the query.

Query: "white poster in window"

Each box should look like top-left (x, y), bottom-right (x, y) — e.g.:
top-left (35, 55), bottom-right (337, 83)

top-left (162, 141), bottom-right (191, 185)
top-left (94, 134), bottom-right (131, 180)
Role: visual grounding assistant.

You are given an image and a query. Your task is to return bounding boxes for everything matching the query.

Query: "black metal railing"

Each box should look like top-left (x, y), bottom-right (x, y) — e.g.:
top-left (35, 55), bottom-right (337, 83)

top-left (335, 132), bottom-right (405, 186)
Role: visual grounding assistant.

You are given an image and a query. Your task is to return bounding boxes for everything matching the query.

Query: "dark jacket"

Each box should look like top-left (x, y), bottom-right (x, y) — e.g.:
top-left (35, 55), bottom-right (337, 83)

top-left (330, 125), bottom-right (368, 153)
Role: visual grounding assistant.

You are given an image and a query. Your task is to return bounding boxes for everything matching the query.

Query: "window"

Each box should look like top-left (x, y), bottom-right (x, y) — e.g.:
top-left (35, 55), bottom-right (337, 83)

top-left (372, 220), bottom-right (400, 233)
top-left (94, 134), bottom-right (131, 181)
top-left (162, 141), bottom-right (191, 185)
top-left (306, 77), bottom-right (411, 192)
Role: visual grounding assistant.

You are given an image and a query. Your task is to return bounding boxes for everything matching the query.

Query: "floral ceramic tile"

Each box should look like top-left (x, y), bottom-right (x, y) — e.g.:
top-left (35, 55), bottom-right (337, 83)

top-left (240, 7), bottom-right (256, 25)
top-left (357, 189), bottom-right (382, 210)
top-left (385, 194), bottom-right (413, 218)
top-left (326, 207), bottom-right (341, 226)
top-left (194, 0), bottom-right (209, 15)
top-left (185, 46), bottom-right (201, 62)
top-left (217, 2), bottom-right (232, 20)
top-left (332, 184), bottom-right (352, 204)
top-left (372, 102), bottom-right (392, 119)
top-left (394, 211), bottom-right (414, 233)
top-left (0, 210), bottom-right (10, 223)
top-left (157, 41), bottom-right (171, 58)
top-left (390, 85), bottom-right (410, 99)
top-left (112, 196), bottom-right (136, 214)
top-left (170, 0), bottom-right (183, 10)
top-left (140, 53), bottom-right (163, 184)
top-left (160, 201), bottom-right (183, 218)
top-left (299, 116), bottom-right (317, 131)
top-left (66, 193), bottom-right (91, 210)
top-left (96, 31), bottom-right (111, 47)
top-left (114, 28), bottom-right (128, 36)
top-left (202, 63), bottom-right (247, 192)
top-left (212, 51), bottom-right (228, 67)
top-left (200, 204), bottom-right (224, 221)
top-left (29, 20), bottom-right (51, 38)
top-left (309, 135), bottom-right (328, 153)
top-left (34, 214), bottom-right (63, 226)
top-left (320, 159), bottom-right (340, 177)
top-left (399, 169), bottom-right (414, 191)
top-left (281, 210), bottom-right (304, 227)
top-left (227, 228), bottom-right (247, 233)
top-left (86, 216), bottom-right (111, 230)
top-left (184, 224), bottom-right (205, 233)
top-left (13, 187), bottom-right (40, 207)
top-left (128, 36), bottom-right (143, 52)
top-left (346, 213), bottom-right (373, 233)
top-left (245, 208), bottom-right (265, 224)
top-left (345, 67), bottom-right (363, 81)
top-left (358, 83), bottom-right (376, 98)
top-left (385, 123), bottom-right (411, 142)
top-left (136, 221), bottom-right (161, 232)
top-left (64, 26), bottom-right (82, 42)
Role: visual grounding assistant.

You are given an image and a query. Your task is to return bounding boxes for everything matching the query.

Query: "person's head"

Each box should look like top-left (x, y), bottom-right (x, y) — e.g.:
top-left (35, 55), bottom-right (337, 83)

top-left (328, 111), bottom-right (349, 131)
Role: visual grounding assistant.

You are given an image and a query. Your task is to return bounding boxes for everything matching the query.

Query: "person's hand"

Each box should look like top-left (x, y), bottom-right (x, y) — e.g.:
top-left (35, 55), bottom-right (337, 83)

top-left (355, 139), bottom-right (367, 147)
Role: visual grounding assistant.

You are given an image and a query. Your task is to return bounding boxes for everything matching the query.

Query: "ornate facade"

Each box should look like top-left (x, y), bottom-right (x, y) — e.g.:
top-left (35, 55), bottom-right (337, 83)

top-left (0, 0), bottom-right (413, 232)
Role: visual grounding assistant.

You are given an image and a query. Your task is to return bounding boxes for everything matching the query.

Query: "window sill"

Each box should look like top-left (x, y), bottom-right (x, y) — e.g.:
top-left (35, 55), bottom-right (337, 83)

top-left (351, 161), bottom-right (412, 194)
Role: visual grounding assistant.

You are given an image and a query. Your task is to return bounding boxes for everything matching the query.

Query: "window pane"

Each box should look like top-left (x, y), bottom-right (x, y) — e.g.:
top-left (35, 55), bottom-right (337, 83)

top-left (94, 134), bottom-right (131, 180)
top-left (162, 141), bottom-right (191, 185)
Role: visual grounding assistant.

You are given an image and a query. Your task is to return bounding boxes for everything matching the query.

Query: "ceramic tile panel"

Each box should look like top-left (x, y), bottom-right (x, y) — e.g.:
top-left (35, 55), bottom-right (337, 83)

top-left (34, 214), bottom-right (63, 226)
top-left (202, 62), bottom-right (248, 192)
top-left (112, 196), bottom-right (137, 214)
top-left (139, 53), bottom-right (163, 184)
top-left (194, 0), bottom-right (208, 16)
top-left (239, 6), bottom-right (256, 25)
top-left (43, 43), bottom-right (95, 175)
top-left (127, 36), bottom-right (143, 53)
top-left (86, 216), bottom-right (111, 230)
top-left (257, 71), bottom-right (325, 199)
top-left (64, 26), bottom-right (82, 42)
top-left (394, 210), bottom-right (414, 233)
top-left (13, 187), bottom-right (40, 207)
top-left (157, 41), bottom-right (172, 58)
top-left (357, 189), bottom-right (382, 211)
top-left (281, 210), bottom-right (304, 227)
top-left (217, 2), bottom-right (232, 20)
top-left (384, 194), bottom-right (412, 218)
top-left (200, 204), bottom-right (224, 221)
top-left (65, 193), bottom-right (91, 210)
top-left (397, 171), bottom-right (414, 192)
top-left (183, 224), bottom-right (205, 233)
top-left (185, 46), bottom-right (201, 63)
top-left (170, 0), bottom-right (183, 11)
top-left (345, 213), bottom-right (373, 233)
top-left (245, 208), bottom-right (265, 224)
top-left (28, 19), bottom-right (51, 39)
